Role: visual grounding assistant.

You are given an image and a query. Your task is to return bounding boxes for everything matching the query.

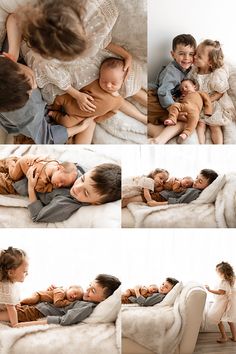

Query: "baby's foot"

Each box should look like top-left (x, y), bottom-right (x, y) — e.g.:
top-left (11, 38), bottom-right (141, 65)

top-left (217, 337), bottom-right (228, 343)
top-left (164, 119), bottom-right (176, 126)
top-left (177, 133), bottom-right (188, 144)
top-left (148, 137), bottom-right (161, 144)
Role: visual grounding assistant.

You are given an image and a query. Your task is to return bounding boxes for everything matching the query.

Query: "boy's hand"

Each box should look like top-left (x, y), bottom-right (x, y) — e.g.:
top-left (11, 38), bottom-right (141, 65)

top-left (26, 166), bottom-right (39, 189)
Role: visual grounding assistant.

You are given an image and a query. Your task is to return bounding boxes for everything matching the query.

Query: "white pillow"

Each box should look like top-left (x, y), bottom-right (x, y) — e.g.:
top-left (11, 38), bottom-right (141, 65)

top-left (192, 174), bottom-right (226, 204)
top-left (154, 281), bottom-right (183, 308)
top-left (83, 286), bottom-right (121, 323)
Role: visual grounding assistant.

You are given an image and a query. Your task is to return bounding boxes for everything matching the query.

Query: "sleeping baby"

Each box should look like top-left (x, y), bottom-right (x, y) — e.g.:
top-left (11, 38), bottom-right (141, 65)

top-left (122, 284), bottom-right (159, 304)
top-left (21, 285), bottom-right (84, 308)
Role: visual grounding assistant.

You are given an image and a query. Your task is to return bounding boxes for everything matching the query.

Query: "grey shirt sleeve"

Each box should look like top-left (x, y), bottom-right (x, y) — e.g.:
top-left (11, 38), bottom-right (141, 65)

top-left (47, 303), bottom-right (95, 326)
top-left (128, 293), bottom-right (166, 306)
top-left (168, 188), bottom-right (201, 204)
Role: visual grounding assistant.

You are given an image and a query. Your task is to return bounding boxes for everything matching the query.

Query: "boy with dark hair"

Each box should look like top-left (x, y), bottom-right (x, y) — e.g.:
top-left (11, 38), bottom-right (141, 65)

top-left (0, 57), bottom-right (93, 144)
top-left (148, 34), bottom-right (197, 141)
top-left (26, 162), bottom-right (121, 223)
top-left (127, 277), bottom-right (179, 306)
top-left (0, 274), bottom-right (121, 326)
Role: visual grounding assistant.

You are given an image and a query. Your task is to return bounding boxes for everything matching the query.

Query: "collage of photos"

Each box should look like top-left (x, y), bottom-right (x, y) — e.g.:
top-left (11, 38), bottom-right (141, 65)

top-left (0, 0), bottom-right (236, 354)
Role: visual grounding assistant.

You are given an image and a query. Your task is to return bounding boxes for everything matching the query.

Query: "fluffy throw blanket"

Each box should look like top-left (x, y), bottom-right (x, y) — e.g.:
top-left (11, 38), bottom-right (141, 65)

top-left (0, 322), bottom-right (119, 354)
top-left (122, 283), bottom-right (203, 354)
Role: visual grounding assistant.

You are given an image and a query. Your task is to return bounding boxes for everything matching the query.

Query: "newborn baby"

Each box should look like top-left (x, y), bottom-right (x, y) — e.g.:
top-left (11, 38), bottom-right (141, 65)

top-left (164, 79), bottom-right (212, 143)
top-left (21, 285), bottom-right (84, 308)
top-left (122, 284), bottom-right (158, 304)
top-left (164, 176), bottom-right (194, 193)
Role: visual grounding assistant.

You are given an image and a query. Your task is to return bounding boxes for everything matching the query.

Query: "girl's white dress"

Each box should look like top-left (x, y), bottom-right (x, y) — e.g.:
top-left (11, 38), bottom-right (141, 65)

top-left (0, 281), bottom-right (20, 310)
top-left (122, 176), bottom-right (154, 199)
top-left (189, 66), bottom-right (235, 126)
top-left (207, 279), bottom-right (236, 324)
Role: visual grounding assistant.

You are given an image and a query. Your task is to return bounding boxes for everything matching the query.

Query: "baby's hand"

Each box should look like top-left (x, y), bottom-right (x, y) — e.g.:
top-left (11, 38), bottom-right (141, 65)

top-left (47, 284), bottom-right (57, 291)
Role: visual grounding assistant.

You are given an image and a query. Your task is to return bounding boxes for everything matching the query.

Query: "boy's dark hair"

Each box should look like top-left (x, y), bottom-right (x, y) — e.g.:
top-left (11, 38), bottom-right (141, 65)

top-left (95, 274), bottom-right (121, 298)
top-left (0, 58), bottom-right (31, 112)
top-left (0, 247), bottom-right (27, 281)
top-left (91, 163), bottom-right (121, 204)
top-left (172, 34), bottom-right (196, 51)
top-left (166, 277), bottom-right (179, 287)
top-left (200, 169), bottom-right (218, 185)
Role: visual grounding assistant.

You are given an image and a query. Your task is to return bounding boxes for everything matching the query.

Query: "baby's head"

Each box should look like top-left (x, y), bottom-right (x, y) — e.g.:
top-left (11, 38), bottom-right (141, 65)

top-left (99, 57), bottom-right (126, 94)
top-left (147, 284), bottom-right (159, 294)
top-left (70, 163), bottom-right (121, 204)
top-left (159, 277), bottom-right (179, 294)
top-left (171, 34), bottom-right (196, 71)
top-left (51, 162), bottom-right (78, 188)
top-left (0, 247), bottom-right (28, 283)
top-left (66, 285), bottom-right (84, 302)
top-left (194, 40), bottom-right (224, 72)
top-left (180, 79), bottom-right (198, 95)
top-left (0, 58), bottom-right (36, 112)
top-left (148, 168), bottom-right (169, 187)
top-left (180, 176), bottom-right (194, 188)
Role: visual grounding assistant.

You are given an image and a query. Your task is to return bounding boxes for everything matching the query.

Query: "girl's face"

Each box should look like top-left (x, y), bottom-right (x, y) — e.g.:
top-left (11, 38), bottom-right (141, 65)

top-left (153, 172), bottom-right (169, 186)
top-left (216, 267), bottom-right (224, 279)
top-left (8, 259), bottom-right (29, 283)
top-left (194, 45), bottom-right (212, 72)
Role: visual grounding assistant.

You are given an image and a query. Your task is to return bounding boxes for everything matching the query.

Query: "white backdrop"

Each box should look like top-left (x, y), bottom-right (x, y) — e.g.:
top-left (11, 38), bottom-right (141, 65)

top-left (122, 145), bottom-right (236, 178)
top-left (148, 0), bottom-right (236, 81)
top-left (0, 229), bottom-right (235, 299)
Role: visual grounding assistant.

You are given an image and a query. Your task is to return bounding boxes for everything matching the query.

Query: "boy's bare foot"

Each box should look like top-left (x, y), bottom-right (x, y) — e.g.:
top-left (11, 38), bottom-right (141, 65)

top-left (164, 119), bottom-right (175, 126)
top-left (217, 337), bottom-right (228, 343)
top-left (177, 133), bottom-right (188, 144)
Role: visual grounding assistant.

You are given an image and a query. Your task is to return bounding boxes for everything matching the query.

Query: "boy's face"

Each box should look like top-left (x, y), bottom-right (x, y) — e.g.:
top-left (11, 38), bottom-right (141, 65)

top-left (180, 80), bottom-right (196, 94)
top-left (99, 66), bottom-right (124, 93)
top-left (159, 281), bottom-right (173, 294)
top-left (51, 168), bottom-right (77, 188)
top-left (18, 63), bottom-right (37, 94)
top-left (66, 286), bottom-right (84, 301)
top-left (171, 44), bottom-right (195, 70)
top-left (193, 173), bottom-right (209, 190)
top-left (70, 169), bottom-right (102, 204)
top-left (83, 280), bottom-right (106, 303)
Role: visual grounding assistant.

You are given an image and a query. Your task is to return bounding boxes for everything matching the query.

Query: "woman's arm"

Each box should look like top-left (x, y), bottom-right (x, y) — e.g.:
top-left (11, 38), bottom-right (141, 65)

top-left (106, 42), bottom-right (132, 77)
top-left (6, 13), bottom-right (21, 61)
top-left (6, 304), bottom-right (18, 326)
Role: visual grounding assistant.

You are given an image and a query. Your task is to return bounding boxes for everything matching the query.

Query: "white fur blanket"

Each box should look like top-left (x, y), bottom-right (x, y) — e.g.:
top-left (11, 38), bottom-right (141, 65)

top-left (0, 145), bottom-right (121, 228)
top-left (0, 322), bottom-right (119, 354)
top-left (215, 173), bottom-right (236, 227)
top-left (122, 283), bottom-right (201, 354)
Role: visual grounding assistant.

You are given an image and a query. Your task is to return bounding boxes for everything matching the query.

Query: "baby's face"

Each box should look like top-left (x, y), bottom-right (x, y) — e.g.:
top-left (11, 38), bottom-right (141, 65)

top-left (153, 172), bottom-right (169, 187)
top-left (148, 285), bottom-right (158, 294)
top-left (51, 169), bottom-right (77, 189)
top-left (180, 80), bottom-right (196, 95)
top-left (99, 67), bottom-right (124, 93)
top-left (181, 177), bottom-right (193, 188)
top-left (66, 286), bottom-right (83, 302)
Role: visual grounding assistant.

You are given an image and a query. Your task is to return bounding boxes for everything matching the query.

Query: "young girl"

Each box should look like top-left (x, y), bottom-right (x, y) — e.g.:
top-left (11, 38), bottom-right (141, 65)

top-left (191, 40), bottom-right (235, 144)
top-left (205, 261), bottom-right (236, 343)
top-left (122, 168), bottom-right (169, 208)
top-left (0, 247), bottom-right (28, 327)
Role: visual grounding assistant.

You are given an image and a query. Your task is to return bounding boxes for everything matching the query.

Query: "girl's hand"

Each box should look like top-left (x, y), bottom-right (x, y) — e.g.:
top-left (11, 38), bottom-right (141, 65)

top-left (205, 285), bottom-right (210, 291)
top-left (75, 92), bottom-right (96, 112)
top-left (26, 166), bottom-right (39, 189)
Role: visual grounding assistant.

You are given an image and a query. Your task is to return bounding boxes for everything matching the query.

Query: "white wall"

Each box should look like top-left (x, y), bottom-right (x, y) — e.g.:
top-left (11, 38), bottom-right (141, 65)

top-left (148, 0), bottom-right (236, 82)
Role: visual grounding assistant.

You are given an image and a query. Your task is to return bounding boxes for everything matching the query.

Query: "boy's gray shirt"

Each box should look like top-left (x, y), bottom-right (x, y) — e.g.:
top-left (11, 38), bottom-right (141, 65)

top-left (0, 89), bottom-right (68, 144)
top-left (36, 300), bottom-right (97, 326)
top-left (157, 60), bottom-right (191, 108)
top-left (160, 188), bottom-right (202, 204)
top-left (128, 293), bottom-right (166, 306)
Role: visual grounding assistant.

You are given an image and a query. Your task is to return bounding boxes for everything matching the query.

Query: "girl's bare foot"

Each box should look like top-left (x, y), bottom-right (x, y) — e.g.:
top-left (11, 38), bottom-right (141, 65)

top-left (217, 337), bottom-right (228, 343)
